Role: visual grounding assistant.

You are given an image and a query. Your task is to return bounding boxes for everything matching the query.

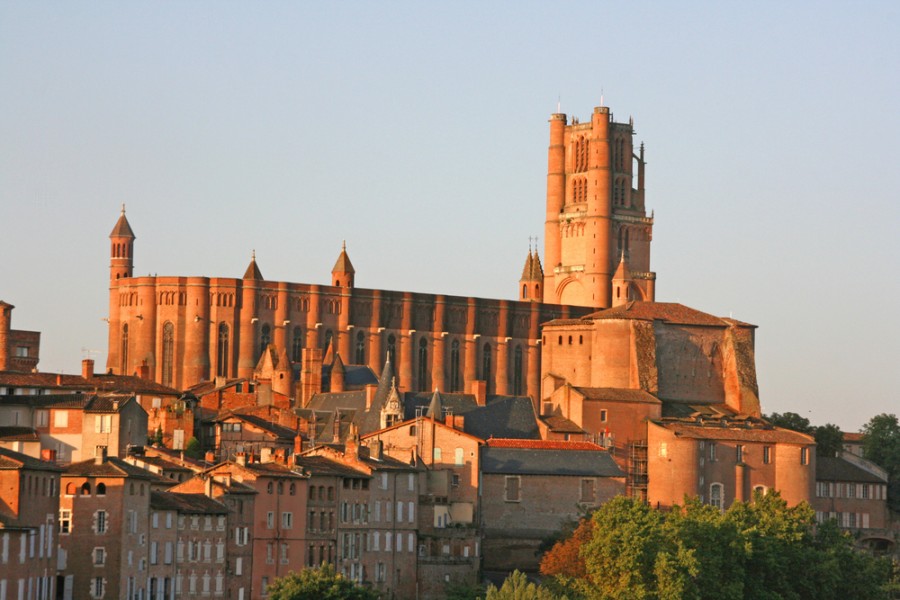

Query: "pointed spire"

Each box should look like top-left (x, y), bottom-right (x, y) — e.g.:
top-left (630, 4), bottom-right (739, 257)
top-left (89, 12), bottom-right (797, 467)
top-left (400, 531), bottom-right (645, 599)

top-left (332, 353), bottom-right (345, 374)
top-left (242, 250), bottom-right (264, 280)
top-left (613, 251), bottom-right (632, 282)
top-left (331, 242), bottom-right (355, 275)
top-left (373, 354), bottom-right (395, 407)
top-left (110, 205), bottom-right (135, 238)
top-left (426, 388), bottom-right (443, 420)
top-left (530, 249), bottom-right (544, 280)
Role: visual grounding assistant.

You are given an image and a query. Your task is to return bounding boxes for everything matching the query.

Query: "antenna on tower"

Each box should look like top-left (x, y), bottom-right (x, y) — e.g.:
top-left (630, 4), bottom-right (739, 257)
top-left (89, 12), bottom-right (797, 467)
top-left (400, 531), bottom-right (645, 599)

top-left (600, 87), bottom-right (604, 107)
top-left (557, 95), bottom-right (561, 113)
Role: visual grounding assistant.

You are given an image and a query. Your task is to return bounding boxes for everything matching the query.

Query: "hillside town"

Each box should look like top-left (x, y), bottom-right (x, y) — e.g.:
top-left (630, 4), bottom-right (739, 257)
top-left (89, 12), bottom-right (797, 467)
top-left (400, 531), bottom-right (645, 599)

top-left (1, 104), bottom-right (896, 600)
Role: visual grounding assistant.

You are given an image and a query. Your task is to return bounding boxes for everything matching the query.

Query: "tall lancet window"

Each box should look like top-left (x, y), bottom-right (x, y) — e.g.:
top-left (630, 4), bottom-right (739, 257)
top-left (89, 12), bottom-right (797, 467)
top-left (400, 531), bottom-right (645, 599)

top-left (217, 323), bottom-right (229, 377)
top-left (162, 322), bottom-right (174, 387)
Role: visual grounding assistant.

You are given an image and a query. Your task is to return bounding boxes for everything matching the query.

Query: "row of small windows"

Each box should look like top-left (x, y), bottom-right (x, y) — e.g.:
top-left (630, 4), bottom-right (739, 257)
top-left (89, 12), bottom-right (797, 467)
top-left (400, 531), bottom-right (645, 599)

top-left (157, 292), bottom-right (186, 306)
top-left (546, 334), bottom-right (584, 346)
top-left (571, 177), bottom-right (588, 203)
top-left (20, 474), bottom-right (57, 497)
top-left (64, 481), bottom-right (146, 496)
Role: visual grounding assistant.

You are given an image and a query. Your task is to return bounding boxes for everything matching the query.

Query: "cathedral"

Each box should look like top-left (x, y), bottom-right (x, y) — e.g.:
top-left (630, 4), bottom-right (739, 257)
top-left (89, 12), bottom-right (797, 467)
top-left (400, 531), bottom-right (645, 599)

top-left (106, 103), bottom-right (655, 405)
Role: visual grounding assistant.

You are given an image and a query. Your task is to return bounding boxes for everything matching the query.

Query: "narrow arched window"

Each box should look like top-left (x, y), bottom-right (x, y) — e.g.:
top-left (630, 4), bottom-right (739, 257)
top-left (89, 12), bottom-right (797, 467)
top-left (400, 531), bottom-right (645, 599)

top-left (355, 331), bottom-right (366, 365)
top-left (417, 338), bottom-right (428, 392)
top-left (80, 482), bottom-right (91, 496)
top-left (121, 324), bottom-right (129, 374)
top-left (162, 321), bottom-right (175, 387)
top-left (259, 324), bottom-right (272, 359)
top-left (710, 483), bottom-right (724, 511)
top-left (481, 343), bottom-right (492, 393)
top-left (96, 483), bottom-right (106, 496)
top-left (450, 340), bottom-right (461, 392)
top-left (513, 346), bottom-right (523, 396)
top-left (323, 329), bottom-right (333, 353)
top-left (292, 327), bottom-right (304, 362)
top-left (217, 323), bottom-right (230, 377)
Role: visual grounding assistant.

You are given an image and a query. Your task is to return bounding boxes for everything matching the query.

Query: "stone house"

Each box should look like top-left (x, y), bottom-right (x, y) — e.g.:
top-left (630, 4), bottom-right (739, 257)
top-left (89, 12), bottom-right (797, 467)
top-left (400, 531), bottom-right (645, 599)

top-left (479, 439), bottom-right (625, 572)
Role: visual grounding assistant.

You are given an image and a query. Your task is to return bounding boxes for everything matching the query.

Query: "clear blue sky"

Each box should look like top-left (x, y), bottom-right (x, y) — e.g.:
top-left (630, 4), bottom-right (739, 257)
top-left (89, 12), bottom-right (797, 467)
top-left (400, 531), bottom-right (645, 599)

top-left (2, 2), bottom-right (897, 431)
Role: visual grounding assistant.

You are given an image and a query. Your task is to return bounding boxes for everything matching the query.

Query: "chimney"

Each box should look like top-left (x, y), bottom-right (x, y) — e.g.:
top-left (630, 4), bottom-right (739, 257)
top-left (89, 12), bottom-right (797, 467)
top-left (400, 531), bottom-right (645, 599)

top-left (235, 452), bottom-right (247, 467)
top-left (472, 380), bottom-right (487, 407)
top-left (345, 424), bottom-right (359, 461)
top-left (204, 451), bottom-right (216, 463)
top-left (368, 439), bottom-right (383, 461)
top-left (260, 447), bottom-right (273, 464)
top-left (445, 415), bottom-right (454, 428)
top-left (95, 445), bottom-right (108, 465)
top-left (41, 448), bottom-right (57, 463)
top-left (138, 360), bottom-right (150, 380)
top-left (454, 415), bottom-right (465, 430)
top-left (294, 434), bottom-right (303, 456)
top-left (56, 374), bottom-right (63, 386)
top-left (204, 475), bottom-right (213, 498)
top-left (365, 384), bottom-right (377, 409)
top-left (82, 359), bottom-right (95, 380)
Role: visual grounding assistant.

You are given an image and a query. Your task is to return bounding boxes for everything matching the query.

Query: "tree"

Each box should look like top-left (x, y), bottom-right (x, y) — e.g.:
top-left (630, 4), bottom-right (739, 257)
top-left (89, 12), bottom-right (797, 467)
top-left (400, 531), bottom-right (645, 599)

top-left (266, 564), bottom-right (380, 600)
top-left (539, 493), bottom-right (895, 600)
top-left (485, 571), bottom-right (566, 600)
top-left (814, 423), bottom-right (844, 457)
top-left (764, 412), bottom-right (813, 434)
top-left (183, 436), bottom-right (202, 459)
top-left (539, 516), bottom-right (594, 580)
top-left (861, 413), bottom-right (900, 511)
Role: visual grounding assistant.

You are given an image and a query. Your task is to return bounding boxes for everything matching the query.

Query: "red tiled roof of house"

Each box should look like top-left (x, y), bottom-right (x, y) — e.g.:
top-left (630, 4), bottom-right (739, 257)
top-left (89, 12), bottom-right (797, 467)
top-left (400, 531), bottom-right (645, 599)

top-left (0, 370), bottom-right (180, 396)
top-left (842, 432), bottom-right (864, 442)
top-left (484, 439), bottom-right (605, 451)
top-left (575, 387), bottom-right (661, 404)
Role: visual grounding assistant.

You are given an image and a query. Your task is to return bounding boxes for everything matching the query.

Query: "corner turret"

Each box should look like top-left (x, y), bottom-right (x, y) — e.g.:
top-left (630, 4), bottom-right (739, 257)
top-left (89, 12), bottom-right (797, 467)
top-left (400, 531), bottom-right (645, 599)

top-left (518, 242), bottom-right (544, 302)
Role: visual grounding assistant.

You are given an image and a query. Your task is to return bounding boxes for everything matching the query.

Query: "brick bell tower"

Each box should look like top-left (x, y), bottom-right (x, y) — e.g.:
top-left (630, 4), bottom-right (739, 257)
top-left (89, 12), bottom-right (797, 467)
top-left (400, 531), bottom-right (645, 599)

top-left (543, 104), bottom-right (655, 308)
top-left (107, 205), bottom-right (135, 375)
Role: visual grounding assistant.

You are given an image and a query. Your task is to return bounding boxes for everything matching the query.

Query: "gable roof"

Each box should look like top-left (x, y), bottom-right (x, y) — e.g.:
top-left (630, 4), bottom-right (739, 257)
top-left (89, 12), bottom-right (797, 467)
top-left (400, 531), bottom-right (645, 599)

top-left (150, 490), bottom-right (228, 514)
top-left (0, 371), bottom-right (181, 396)
top-left (0, 447), bottom-right (63, 472)
top-left (816, 456), bottom-right (887, 484)
top-left (64, 456), bottom-right (158, 479)
top-left (481, 445), bottom-right (623, 477)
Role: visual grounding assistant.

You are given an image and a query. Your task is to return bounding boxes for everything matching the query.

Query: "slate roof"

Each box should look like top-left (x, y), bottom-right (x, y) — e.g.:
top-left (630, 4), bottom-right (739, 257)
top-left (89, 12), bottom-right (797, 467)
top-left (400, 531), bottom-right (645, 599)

top-left (481, 446), bottom-right (623, 477)
top-left (150, 490), bottom-right (228, 514)
top-left (0, 447), bottom-right (63, 472)
top-left (816, 456), bottom-right (887, 484)
top-left (539, 413), bottom-right (585, 434)
top-left (84, 394), bottom-right (135, 413)
top-left (405, 393), bottom-right (540, 440)
top-left (574, 387), bottom-right (661, 405)
top-left (544, 302), bottom-right (753, 328)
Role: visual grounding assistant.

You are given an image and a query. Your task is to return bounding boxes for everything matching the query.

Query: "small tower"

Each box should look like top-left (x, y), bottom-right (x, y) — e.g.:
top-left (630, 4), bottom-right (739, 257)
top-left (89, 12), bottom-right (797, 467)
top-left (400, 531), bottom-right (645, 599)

top-left (518, 242), bottom-right (544, 302)
top-left (0, 301), bottom-right (12, 371)
top-left (330, 353), bottom-right (346, 393)
top-left (109, 204), bottom-right (135, 281)
top-left (243, 250), bottom-right (264, 280)
top-left (611, 253), bottom-right (633, 307)
top-left (331, 241), bottom-right (355, 288)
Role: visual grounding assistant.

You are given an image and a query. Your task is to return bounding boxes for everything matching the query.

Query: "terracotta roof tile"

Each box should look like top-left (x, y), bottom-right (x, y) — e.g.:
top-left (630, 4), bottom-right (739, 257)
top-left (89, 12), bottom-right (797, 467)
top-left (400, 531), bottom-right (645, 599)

top-left (660, 422), bottom-right (813, 444)
top-left (485, 439), bottom-right (604, 451)
top-left (575, 387), bottom-right (661, 404)
top-left (0, 447), bottom-right (63, 471)
top-left (546, 302), bottom-right (754, 328)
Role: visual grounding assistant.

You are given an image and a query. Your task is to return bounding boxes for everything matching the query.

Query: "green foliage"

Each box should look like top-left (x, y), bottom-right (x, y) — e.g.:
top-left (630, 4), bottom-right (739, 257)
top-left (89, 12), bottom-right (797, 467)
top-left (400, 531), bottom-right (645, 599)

top-left (813, 423), bottom-right (843, 457)
top-left (266, 564), bottom-right (380, 600)
top-left (484, 571), bottom-right (567, 600)
top-left (861, 413), bottom-right (900, 511)
top-left (764, 412), bottom-right (813, 434)
top-left (151, 425), bottom-right (164, 447)
top-left (444, 580), bottom-right (486, 600)
top-left (541, 493), bottom-right (894, 600)
top-left (183, 436), bottom-right (202, 459)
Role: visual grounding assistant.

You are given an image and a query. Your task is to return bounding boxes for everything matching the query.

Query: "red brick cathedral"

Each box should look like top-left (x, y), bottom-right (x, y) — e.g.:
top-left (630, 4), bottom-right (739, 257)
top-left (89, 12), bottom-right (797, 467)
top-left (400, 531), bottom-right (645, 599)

top-left (105, 104), bottom-right (655, 403)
